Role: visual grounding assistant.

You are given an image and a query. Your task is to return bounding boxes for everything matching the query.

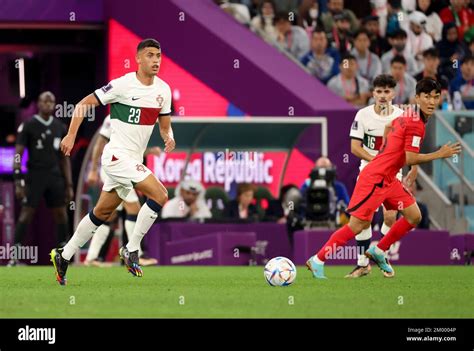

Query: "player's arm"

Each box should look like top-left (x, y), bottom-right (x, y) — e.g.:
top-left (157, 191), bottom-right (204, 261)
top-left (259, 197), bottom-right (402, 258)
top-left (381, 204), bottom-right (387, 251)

top-left (13, 143), bottom-right (26, 199)
top-left (61, 93), bottom-right (100, 156)
top-left (158, 115), bottom-right (175, 153)
top-left (350, 139), bottom-right (374, 162)
top-left (405, 142), bottom-right (461, 165)
top-left (59, 153), bottom-right (74, 202)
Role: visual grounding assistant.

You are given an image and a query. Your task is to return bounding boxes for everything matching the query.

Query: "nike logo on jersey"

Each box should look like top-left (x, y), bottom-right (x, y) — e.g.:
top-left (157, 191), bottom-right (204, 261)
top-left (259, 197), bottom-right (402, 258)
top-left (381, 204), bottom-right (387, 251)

top-left (131, 97), bottom-right (140, 101)
top-left (367, 128), bottom-right (377, 132)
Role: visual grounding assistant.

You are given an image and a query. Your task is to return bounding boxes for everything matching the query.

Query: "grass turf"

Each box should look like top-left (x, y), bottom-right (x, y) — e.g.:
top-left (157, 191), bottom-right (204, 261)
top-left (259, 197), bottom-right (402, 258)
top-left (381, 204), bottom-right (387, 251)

top-left (0, 265), bottom-right (473, 318)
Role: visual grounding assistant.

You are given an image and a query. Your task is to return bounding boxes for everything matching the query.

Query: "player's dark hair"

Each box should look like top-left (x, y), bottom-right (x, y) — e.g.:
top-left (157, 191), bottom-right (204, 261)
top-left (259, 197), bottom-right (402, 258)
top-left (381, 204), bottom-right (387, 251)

top-left (391, 55), bottom-right (406, 66)
top-left (416, 78), bottom-right (441, 95)
top-left (313, 26), bottom-right (326, 35)
top-left (372, 74), bottom-right (397, 89)
top-left (422, 48), bottom-right (439, 58)
top-left (137, 38), bottom-right (161, 52)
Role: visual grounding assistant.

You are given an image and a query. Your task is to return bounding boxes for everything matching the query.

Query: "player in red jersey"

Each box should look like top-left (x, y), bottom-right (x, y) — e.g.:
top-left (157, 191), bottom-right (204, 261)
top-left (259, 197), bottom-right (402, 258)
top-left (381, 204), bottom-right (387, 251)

top-left (306, 78), bottom-right (462, 279)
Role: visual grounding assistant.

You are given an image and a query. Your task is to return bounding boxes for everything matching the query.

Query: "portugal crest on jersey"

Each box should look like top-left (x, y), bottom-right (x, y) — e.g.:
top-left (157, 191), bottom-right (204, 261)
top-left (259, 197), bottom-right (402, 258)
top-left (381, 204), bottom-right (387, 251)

top-left (156, 95), bottom-right (164, 107)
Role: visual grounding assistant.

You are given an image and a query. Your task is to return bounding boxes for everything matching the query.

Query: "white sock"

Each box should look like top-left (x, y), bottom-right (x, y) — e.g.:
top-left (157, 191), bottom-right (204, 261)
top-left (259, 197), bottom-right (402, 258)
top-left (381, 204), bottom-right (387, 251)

top-left (126, 202), bottom-right (158, 252)
top-left (357, 254), bottom-right (370, 267)
top-left (356, 227), bottom-right (371, 267)
top-left (125, 219), bottom-right (142, 257)
top-left (62, 212), bottom-right (104, 261)
top-left (85, 224), bottom-right (110, 262)
top-left (381, 222), bottom-right (391, 236)
top-left (312, 255), bottom-right (324, 265)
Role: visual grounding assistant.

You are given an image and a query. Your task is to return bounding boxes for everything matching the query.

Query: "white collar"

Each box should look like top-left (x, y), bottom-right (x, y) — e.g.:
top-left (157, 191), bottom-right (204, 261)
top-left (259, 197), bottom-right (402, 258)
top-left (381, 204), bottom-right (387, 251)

top-left (34, 114), bottom-right (53, 126)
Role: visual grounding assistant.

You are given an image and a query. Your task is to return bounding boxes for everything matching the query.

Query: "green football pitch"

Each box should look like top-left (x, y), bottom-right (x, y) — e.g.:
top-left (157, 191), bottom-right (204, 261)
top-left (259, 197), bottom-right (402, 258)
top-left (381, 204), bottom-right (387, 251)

top-left (1, 266), bottom-right (473, 318)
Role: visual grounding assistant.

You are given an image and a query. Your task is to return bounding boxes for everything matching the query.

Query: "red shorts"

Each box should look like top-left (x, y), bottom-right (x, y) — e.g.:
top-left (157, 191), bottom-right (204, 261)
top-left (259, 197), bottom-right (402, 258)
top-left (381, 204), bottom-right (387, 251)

top-left (347, 177), bottom-right (415, 222)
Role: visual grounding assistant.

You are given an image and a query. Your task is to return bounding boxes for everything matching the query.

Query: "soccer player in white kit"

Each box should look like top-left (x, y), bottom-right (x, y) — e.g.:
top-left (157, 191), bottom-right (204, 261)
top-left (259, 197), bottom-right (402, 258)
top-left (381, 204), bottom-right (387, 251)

top-left (84, 115), bottom-right (160, 267)
top-left (346, 74), bottom-right (418, 278)
top-left (51, 39), bottom-right (174, 285)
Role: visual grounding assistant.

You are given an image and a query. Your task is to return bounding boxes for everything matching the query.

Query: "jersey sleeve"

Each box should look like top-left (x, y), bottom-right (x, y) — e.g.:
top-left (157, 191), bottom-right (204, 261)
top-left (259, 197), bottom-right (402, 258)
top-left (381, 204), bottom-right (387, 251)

top-left (94, 76), bottom-right (127, 105)
top-left (404, 121), bottom-right (424, 153)
top-left (349, 111), bottom-right (364, 141)
top-left (16, 121), bottom-right (29, 146)
top-left (159, 83), bottom-right (172, 116)
top-left (99, 116), bottom-right (112, 140)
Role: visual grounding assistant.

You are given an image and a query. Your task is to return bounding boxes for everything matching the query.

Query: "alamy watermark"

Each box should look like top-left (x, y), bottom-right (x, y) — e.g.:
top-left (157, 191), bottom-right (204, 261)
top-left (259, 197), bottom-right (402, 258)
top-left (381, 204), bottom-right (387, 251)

top-left (0, 244), bottom-right (38, 263)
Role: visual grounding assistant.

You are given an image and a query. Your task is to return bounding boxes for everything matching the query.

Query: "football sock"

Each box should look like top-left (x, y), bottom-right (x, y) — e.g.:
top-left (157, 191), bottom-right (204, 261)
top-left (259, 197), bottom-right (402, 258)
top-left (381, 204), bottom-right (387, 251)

top-left (62, 210), bottom-right (104, 261)
top-left (125, 214), bottom-right (142, 256)
top-left (355, 227), bottom-right (372, 267)
top-left (377, 217), bottom-right (415, 251)
top-left (316, 224), bottom-right (356, 262)
top-left (126, 200), bottom-right (161, 253)
top-left (381, 222), bottom-right (391, 236)
top-left (85, 223), bottom-right (110, 262)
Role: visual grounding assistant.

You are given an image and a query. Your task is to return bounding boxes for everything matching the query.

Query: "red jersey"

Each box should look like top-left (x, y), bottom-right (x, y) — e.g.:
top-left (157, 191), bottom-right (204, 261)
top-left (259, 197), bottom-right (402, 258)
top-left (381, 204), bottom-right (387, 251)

top-left (359, 111), bottom-right (426, 183)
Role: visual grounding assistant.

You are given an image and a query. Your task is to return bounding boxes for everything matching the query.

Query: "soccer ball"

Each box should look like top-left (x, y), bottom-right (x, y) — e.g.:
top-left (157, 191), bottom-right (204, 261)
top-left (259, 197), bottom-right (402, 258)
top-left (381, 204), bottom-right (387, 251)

top-left (264, 257), bottom-right (297, 286)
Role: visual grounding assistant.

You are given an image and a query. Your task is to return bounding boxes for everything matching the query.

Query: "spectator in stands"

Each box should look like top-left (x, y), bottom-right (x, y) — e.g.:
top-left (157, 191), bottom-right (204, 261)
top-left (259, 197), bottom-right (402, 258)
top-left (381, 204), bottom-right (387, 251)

top-left (327, 53), bottom-right (371, 107)
top-left (327, 12), bottom-right (354, 55)
top-left (414, 48), bottom-right (450, 92)
top-left (390, 55), bottom-right (417, 105)
top-left (298, 0), bottom-right (322, 35)
top-left (265, 184), bottom-right (303, 224)
top-left (300, 156), bottom-right (350, 212)
top-left (223, 183), bottom-right (259, 221)
top-left (320, 0), bottom-right (359, 33)
top-left (273, 0), bottom-right (300, 15)
top-left (161, 179), bottom-right (212, 220)
top-left (449, 55), bottom-right (474, 109)
top-left (469, 38), bottom-right (474, 56)
top-left (274, 12), bottom-right (310, 59)
top-left (416, 0), bottom-right (443, 42)
top-left (250, 0), bottom-right (278, 42)
top-left (385, 0), bottom-right (410, 37)
top-left (407, 11), bottom-right (434, 70)
top-left (437, 22), bottom-right (469, 79)
top-left (440, 0), bottom-right (474, 40)
top-left (215, 0), bottom-right (251, 25)
top-left (381, 29), bottom-right (419, 75)
top-left (301, 27), bottom-right (340, 84)
top-left (351, 29), bottom-right (382, 82)
top-left (362, 15), bottom-right (391, 56)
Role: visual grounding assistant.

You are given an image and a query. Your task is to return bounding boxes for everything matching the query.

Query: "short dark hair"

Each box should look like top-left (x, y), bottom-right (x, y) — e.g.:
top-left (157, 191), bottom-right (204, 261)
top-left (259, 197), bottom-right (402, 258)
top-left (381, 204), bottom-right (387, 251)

top-left (313, 26), bottom-right (326, 35)
top-left (340, 53), bottom-right (357, 63)
top-left (416, 78), bottom-right (441, 95)
top-left (391, 55), bottom-right (407, 66)
top-left (372, 74), bottom-right (397, 89)
top-left (461, 55), bottom-right (474, 65)
top-left (274, 12), bottom-right (290, 23)
top-left (389, 29), bottom-right (408, 39)
top-left (353, 28), bottom-right (371, 40)
top-left (422, 48), bottom-right (439, 59)
top-left (137, 38), bottom-right (161, 52)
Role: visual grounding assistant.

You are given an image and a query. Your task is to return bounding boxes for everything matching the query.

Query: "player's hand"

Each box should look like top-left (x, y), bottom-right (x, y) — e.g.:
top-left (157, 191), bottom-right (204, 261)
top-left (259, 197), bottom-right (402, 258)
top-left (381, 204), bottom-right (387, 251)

top-left (438, 141), bottom-right (462, 159)
top-left (146, 146), bottom-right (162, 156)
top-left (164, 137), bottom-right (175, 153)
top-left (15, 185), bottom-right (25, 200)
top-left (61, 133), bottom-right (76, 156)
top-left (404, 167), bottom-right (418, 187)
top-left (87, 170), bottom-right (99, 186)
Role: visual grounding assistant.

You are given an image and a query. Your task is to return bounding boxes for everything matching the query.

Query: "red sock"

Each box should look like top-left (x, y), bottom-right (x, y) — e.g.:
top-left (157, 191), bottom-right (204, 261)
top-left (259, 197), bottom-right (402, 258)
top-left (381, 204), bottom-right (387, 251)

top-left (377, 217), bottom-right (415, 251)
top-left (316, 224), bottom-right (356, 262)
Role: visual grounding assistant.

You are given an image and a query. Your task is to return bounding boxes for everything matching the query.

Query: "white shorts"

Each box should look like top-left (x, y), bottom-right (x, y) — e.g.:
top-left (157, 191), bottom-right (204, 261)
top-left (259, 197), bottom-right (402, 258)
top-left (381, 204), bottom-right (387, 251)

top-left (100, 150), bottom-right (151, 201)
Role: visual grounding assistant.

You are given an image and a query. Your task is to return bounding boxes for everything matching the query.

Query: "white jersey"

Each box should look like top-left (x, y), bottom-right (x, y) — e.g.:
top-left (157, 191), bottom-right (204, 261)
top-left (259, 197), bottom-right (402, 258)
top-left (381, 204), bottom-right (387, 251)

top-left (350, 104), bottom-right (404, 180)
top-left (94, 72), bottom-right (172, 162)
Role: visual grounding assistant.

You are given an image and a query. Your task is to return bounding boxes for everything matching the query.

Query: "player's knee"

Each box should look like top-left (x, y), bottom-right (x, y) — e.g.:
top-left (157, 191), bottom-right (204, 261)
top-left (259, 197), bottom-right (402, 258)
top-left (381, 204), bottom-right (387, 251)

top-left (384, 216), bottom-right (396, 227)
top-left (409, 212), bottom-right (422, 226)
top-left (93, 207), bottom-right (114, 222)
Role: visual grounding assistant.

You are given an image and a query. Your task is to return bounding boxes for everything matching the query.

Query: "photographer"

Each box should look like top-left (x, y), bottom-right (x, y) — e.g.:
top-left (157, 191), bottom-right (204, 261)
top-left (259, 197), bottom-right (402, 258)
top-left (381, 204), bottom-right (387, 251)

top-left (300, 157), bottom-right (350, 225)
